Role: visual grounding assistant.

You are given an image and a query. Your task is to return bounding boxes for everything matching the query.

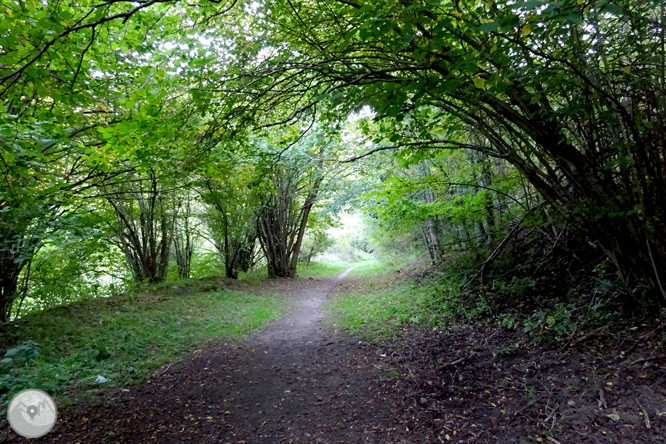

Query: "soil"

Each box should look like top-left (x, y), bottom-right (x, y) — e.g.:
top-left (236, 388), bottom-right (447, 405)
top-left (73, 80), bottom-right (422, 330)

top-left (2, 268), bottom-right (666, 443)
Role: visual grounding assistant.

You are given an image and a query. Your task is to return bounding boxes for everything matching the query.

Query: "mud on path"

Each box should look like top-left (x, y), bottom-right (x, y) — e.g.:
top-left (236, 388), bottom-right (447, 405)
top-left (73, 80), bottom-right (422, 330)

top-left (5, 267), bottom-right (666, 444)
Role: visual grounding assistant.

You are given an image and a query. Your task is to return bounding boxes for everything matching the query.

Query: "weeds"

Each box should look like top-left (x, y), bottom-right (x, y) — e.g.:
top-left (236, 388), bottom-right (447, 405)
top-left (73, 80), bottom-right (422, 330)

top-left (329, 250), bottom-right (624, 347)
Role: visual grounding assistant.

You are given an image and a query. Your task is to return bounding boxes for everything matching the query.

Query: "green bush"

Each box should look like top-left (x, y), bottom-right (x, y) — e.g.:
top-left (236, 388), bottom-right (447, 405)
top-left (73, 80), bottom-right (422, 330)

top-left (522, 304), bottom-right (577, 340)
top-left (12, 239), bottom-right (129, 319)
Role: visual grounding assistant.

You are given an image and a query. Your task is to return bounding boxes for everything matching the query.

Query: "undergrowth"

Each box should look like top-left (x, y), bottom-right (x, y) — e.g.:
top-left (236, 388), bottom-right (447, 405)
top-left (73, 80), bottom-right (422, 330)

top-left (329, 242), bottom-right (641, 346)
top-left (238, 261), bottom-right (356, 282)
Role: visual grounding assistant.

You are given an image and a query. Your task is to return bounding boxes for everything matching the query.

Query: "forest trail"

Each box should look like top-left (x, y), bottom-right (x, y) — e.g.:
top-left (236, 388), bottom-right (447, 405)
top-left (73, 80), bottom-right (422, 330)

top-left (256, 265), bottom-right (359, 345)
top-left (33, 267), bottom-right (407, 444)
top-left (11, 267), bottom-right (666, 444)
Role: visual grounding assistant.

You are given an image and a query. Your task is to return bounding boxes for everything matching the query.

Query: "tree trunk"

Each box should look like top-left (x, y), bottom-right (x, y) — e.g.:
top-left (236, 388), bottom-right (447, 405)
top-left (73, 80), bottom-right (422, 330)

top-left (0, 265), bottom-right (20, 322)
top-left (172, 194), bottom-right (193, 280)
top-left (287, 195), bottom-right (317, 278)
top-left (106, 170), bottom-right (174, 284)
top-left (256, 157), bottom-right (324, 279)
top-left (0, 236), bottom-right (38, 322)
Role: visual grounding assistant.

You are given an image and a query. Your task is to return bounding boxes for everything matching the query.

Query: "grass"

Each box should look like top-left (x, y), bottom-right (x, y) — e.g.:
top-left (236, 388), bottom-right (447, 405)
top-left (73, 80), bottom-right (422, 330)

top-left (327, 275), bottom-right (444, 339)
top-left (238, 266), bottom-right (271, 283)
top-left (238, 261), bottom-right (358, 282)
top-left (0, 285), bottom-right (284, 411)
top-left (297, 261), bottom-right (355, 278)
top-left (346, 255), bottom-right (423, 278)
top-left (327, 256), bottom-right (473, 339)
top-left (346, 259), bottom-right (386, 277)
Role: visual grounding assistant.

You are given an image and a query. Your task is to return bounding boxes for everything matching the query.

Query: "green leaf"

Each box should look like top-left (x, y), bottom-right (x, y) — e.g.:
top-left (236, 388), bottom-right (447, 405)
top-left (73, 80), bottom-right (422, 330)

top-left (472, 77), bottom-right (486, 89)
top-left (479, 21), bottom-right (499, 33)
top-left (509, 0), bottom-right (544, 10)
top-left (602, 3), bottom-right (623, 16)
top-left (430, 39), bottom-right (445, 49)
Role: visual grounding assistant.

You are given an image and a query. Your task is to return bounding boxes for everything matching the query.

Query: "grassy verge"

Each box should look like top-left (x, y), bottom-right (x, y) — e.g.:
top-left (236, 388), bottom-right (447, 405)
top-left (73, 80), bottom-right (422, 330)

top-left (328, 277), bottom-right (445, 338)
top-left (346, 255), bottom-right (422, 278)
top-left (346, 259), bottom-right (386, 277)
top-left (239, 261), bottom-right (357, 282)
top-left (327, 256), bottom-right (479, 338)
top-left (238, 267), bottom-right (271, 283)
top-left (0, 287), bottom-right (284, 410)
top-left (297, 261), bottom-right (355, 278)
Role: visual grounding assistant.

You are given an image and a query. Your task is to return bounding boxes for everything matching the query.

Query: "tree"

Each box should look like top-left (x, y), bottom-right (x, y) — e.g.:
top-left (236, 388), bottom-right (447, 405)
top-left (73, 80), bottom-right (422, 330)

top-left (172, 192), bottom-right (195, 280)
top-left (299, 213), bottom-right (336, 267)
top-left (361, 145), bottom-right (524, 263)
top-left (246, 125), bottom-right (337, 279)
top-left (104, 169), bottom-right (175, 284)
top-left (256, 156), bottom-right (324, 278)
top-left (210, 0), bottom-right (666, 299)
top-left (0, 116), bottom-right (114, 320)
top-left (12, 217), bottom-right (128, 318)
top-left (199, 170), bottom-right (260, 279)
top-left (0, 0), bottom-right (237, 94)
top-left (0, 0), bottom-right (239, 316)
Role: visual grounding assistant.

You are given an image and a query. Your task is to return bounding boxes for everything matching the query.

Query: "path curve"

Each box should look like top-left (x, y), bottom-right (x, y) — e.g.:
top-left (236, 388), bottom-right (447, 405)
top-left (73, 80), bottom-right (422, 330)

top-left (20, 266), bottom-right (666, 444)
top-left (257, 266), bottom-right (361, 344)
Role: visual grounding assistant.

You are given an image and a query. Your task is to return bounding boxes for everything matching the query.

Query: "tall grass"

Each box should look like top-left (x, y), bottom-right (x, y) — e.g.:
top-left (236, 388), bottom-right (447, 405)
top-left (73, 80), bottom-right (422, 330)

top-left (327, 256), bottom-right (479, 338)
top-left (346, 255), bottom-right (421, 278)
top-left (297, 261), bottom-right (356, 278)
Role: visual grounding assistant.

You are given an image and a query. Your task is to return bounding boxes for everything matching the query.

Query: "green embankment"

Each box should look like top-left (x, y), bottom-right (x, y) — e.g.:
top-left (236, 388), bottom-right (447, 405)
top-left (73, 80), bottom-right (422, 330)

top-left (328, 257), bottom-right (450, 338)
top-left (328, 280), bottom-right (438, 338)
top-left (0, 285), bottom-right (284, 410)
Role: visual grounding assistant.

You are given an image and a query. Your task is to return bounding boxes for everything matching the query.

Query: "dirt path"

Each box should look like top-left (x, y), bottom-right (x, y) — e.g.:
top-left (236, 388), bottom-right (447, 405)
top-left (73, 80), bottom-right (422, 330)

top-left (7, 268), bottom-right (666, 443)
top-left (256, 265), bottom-right (358, 345)
top-left (28, 267), bottom-right (407, 444)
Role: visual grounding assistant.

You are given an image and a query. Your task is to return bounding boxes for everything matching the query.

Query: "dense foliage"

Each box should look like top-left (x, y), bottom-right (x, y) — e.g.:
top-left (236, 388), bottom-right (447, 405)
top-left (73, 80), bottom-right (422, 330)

top-left (1, 0), bottom-right (664, 323)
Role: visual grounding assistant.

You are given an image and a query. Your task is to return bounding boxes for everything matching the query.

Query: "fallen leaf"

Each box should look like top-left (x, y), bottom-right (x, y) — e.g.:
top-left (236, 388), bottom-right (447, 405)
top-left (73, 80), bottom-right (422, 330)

top-left (606, 413), bottom-right (620, 421)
